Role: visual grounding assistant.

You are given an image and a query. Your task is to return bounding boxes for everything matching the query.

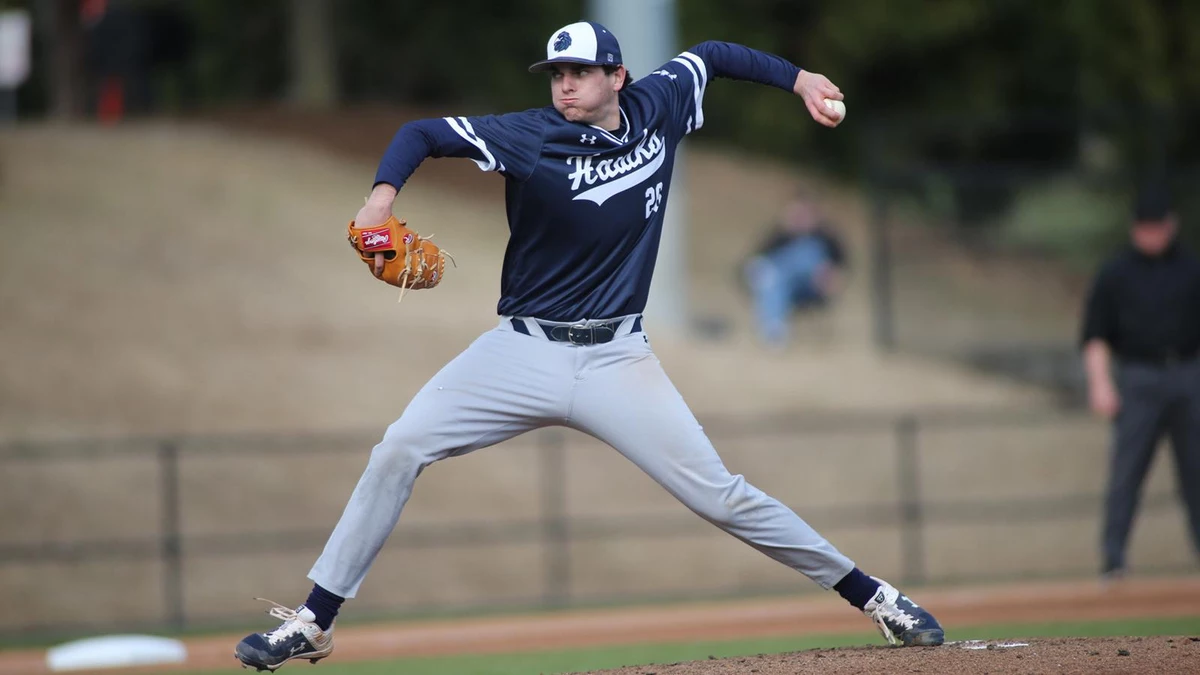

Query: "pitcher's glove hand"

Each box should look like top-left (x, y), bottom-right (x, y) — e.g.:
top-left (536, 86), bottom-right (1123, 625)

top-left (346, 216), bottom-right (453, 296)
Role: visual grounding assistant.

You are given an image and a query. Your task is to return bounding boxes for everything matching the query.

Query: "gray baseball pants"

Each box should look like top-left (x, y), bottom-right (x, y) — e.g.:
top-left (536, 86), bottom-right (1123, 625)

top-left (309, 316), bottom-right (855, 598)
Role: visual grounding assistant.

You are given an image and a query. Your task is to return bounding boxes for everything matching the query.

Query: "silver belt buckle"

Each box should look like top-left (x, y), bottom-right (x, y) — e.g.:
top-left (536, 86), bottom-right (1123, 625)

top-left (566, 323), bottom-right (593, 345)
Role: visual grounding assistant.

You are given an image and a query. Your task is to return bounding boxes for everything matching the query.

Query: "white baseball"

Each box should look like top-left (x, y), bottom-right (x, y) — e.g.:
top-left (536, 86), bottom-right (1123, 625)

top-left (823, 98), bottom-right (846, 121)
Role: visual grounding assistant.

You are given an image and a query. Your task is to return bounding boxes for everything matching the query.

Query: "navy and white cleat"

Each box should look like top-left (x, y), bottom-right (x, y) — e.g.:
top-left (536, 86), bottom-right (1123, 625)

top-left (863, 578), bottom-right (945, 647)
top-left (235, 600), bottom-right (333, 671)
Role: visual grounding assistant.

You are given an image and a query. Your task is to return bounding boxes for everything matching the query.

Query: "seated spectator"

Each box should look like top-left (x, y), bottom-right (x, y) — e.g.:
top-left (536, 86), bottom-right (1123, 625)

top-left (742, 192), bottom-right (847, 346)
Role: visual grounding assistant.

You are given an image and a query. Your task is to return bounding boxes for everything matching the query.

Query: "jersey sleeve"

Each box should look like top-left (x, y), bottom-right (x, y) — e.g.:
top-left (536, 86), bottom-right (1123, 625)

top-left (633, 40), bottom-right (802, 137)
top-left (634, 50), bottom-right (712, 136)
top-left (374, 109), bottom-right (545, 190)
top-left (442, 110), bottom-right (545, 181)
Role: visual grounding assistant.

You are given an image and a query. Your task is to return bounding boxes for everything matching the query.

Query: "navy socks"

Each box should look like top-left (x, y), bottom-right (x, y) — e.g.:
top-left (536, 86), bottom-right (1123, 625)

top-left (304, 573), bottom-right (878, 627)
top-left (833, 568), bottom-right (881, 610)
top-left (304, 584), bottom-right (344, 631)
top-left (305, 572), bottom-right (875, 628)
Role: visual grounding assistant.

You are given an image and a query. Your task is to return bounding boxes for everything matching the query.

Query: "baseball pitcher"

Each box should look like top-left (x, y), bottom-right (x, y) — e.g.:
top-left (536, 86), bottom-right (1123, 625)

top-left (235, 21), bottom-right (944, 671)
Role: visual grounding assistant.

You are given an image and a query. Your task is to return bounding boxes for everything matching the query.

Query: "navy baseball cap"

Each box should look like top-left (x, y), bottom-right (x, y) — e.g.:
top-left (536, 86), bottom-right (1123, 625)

top-left (528, 21), bottom-right (623, 73)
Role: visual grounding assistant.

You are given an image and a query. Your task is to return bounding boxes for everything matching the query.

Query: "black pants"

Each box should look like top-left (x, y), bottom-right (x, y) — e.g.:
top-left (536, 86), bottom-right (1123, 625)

top-left (1102, 359), bottom-right (1200, 572)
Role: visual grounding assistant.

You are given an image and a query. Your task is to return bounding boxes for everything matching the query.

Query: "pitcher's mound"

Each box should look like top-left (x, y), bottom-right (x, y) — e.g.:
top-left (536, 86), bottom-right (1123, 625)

top-left (589, 636), bottom-right (1198, 675)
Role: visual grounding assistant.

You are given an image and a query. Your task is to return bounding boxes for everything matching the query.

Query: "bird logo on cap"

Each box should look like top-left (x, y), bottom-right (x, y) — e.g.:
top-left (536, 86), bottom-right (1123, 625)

top-left (553, 30), bottom-right (572, 52)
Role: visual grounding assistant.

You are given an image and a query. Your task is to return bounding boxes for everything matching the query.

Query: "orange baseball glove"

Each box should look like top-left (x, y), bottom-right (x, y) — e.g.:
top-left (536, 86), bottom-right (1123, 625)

top-left (346, 216), bottom-right (452, 296)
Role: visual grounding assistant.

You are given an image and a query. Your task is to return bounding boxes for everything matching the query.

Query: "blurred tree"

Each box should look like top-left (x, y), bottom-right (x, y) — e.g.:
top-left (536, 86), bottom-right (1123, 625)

top-left (288, 0), bottom-right (336, 109)
top-left (190, 0), bottom-right (287, 103)
top-left (22, 0), bottom-right (1200, 174)
top-left (334, 0), bottom-right (582, 111)
top-left (35, 0), bottom-right (85, 119)
top-left (679, 0), bottom-right (1200, 173)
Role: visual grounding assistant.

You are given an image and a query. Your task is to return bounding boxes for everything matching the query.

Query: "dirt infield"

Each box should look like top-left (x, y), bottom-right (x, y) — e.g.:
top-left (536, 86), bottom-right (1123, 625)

top-left (592, 637), bottom-right (1200, 675)
top-left (2, 576), bottom-right (1197, 674)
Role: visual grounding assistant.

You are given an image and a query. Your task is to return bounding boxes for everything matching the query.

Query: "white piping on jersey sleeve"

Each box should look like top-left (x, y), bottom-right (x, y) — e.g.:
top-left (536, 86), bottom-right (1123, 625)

top-left (444, 116), bottom-right (506, 173)
top-left (672, 51), bottom-right (709, 131)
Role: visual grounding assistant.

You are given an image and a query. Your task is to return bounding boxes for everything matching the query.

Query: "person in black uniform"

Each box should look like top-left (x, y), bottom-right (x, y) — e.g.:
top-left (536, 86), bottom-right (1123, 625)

top-left (1080, 182), bottom-right (1200, 579)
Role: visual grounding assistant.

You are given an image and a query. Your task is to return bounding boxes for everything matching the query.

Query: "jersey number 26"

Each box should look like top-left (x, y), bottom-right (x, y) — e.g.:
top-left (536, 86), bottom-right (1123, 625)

top-left (645, 182), bottom-right (664, 219)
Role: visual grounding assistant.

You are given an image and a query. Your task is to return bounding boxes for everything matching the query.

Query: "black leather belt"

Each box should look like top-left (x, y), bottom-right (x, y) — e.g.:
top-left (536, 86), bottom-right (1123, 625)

top-left (511, 316), bottom-right (642, 346)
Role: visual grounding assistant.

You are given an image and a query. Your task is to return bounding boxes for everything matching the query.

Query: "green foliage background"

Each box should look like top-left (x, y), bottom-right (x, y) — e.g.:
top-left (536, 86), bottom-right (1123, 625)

top-left (74, 0), bottom-right (1200, 169)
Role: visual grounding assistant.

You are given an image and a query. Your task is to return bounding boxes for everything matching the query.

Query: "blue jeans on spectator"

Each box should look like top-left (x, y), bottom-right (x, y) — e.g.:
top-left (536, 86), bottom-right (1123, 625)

top-left (745, 237), bottom-right (829, 345)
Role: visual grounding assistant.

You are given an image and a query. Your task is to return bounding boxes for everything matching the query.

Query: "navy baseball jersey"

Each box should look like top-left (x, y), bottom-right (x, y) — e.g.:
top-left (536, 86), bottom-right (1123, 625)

top-left (375, 41), bottom-right (800, 322)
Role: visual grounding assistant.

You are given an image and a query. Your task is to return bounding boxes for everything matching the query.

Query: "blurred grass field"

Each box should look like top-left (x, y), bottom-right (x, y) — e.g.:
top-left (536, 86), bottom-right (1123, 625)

top-left (182, 616), bottom-right (1200, 675)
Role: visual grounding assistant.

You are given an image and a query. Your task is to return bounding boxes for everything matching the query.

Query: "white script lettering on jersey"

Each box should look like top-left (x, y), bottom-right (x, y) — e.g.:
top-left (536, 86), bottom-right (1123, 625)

top-left (567, 129), bottom-right (667, 206)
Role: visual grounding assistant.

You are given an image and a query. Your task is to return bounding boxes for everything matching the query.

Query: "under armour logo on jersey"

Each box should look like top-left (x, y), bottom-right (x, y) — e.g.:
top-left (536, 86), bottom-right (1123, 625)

top-left (553, 31), bottom-right (572, 52)
top-left (581, 134), bottom-right (597, 145)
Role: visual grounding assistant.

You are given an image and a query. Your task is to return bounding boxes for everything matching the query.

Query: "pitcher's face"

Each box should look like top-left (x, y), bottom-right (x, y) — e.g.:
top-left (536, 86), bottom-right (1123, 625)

top-left (549, 64), bottom-right (622, 124)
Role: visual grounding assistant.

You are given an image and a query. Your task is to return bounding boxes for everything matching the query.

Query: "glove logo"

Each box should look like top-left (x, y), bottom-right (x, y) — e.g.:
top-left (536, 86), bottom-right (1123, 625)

top-left (553, 31), bottom-right (572, 52)
top-left (361, 228), bottom-right (392, 250)
top-left (347, 216), bottom-right (451, 295)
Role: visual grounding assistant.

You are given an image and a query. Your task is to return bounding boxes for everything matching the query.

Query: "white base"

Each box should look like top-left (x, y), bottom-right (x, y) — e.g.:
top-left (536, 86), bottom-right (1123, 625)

top-left (46, 634), bottom-right (187, 671)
